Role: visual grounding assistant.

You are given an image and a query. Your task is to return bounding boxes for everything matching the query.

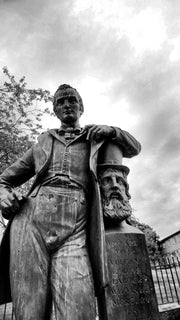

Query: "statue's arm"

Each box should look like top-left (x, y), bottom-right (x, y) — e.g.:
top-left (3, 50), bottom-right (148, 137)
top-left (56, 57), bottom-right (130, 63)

top-left (110, 126), bottom-right (141, 158)
top-left (83, 124), bottom-right (141, 158)
top-left (0, 147), bottom-right (35, 218)
top-left (0, 148), bottom-right (35, 190)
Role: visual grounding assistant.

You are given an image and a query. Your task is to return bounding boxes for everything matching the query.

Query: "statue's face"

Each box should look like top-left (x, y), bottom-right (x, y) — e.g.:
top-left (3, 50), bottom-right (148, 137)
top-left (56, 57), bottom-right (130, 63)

top-left (98, 168), bottom-right (132, 222)
top-left (54, 88), bottom-right (82, 124)
top-left (99, 169), bottom-right (127, 201)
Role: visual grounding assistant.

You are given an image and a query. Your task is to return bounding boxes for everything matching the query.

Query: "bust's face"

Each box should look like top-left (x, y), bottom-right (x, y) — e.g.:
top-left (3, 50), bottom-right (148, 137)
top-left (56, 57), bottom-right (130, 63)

top-left (98, 168), bottom-right (132, 222)
top-left (99, 169), bottom-right (127, 202)
top-left (54, 88), bottom-right (82, 125)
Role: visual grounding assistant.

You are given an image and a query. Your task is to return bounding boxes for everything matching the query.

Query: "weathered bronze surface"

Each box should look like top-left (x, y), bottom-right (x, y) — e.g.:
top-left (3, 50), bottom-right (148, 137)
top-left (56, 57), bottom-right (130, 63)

top-left (0, 85), bottom-right (142, 319)
top-left (97, 152), bottom-right (160, 320)
top-left (98, 230), bottom-right (160, 320)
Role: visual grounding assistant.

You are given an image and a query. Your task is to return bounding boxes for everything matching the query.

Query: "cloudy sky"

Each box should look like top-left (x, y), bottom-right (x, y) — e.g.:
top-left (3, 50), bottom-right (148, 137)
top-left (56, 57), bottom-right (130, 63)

top-left (0, 0), bottom-right (180, 239)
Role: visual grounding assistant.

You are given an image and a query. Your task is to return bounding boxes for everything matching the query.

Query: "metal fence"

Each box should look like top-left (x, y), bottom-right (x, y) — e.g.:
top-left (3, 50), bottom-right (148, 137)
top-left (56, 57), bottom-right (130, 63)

top-left (151, 256), bottom-right (180, 305)
top-left (0, 303), bottom-right (14, 320)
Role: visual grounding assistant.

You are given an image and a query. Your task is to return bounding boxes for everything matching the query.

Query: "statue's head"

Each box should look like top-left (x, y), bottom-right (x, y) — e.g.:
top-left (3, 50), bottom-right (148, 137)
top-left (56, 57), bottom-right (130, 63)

top-left (53, 84), bottom-right (84, 124)
top-left (97, 143), bottom-right (132, 223)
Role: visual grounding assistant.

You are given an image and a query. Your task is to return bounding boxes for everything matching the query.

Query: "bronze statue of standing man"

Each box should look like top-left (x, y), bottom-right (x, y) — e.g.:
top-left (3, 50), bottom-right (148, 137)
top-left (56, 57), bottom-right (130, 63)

top-left (0, 84), bottom-right (141, 320)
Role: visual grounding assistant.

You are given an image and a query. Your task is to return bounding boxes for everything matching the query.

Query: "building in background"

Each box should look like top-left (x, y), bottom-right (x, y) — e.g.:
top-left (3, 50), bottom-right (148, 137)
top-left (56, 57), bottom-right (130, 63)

top-left (159, 230), bottom-right (180, 260)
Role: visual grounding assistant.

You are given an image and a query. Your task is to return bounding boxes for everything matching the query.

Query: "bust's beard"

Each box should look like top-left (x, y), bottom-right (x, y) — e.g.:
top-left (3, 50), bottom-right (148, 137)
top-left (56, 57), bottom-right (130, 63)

top-left (102, 197), bottom-right (132, 222)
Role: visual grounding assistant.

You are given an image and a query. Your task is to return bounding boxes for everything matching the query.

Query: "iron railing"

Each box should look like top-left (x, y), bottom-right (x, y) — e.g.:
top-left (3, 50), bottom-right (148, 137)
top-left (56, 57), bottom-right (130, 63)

top-left (0, 303), bottom-right (14, 320)
top-left (151, 256), bottom-right (180, 305)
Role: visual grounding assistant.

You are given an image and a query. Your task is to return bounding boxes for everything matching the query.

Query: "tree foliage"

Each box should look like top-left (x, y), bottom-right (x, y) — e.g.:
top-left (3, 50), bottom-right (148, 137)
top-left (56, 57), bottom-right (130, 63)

top-left (0, 67), bottom-right (53, 173)
top-left (129, 215), bottom-right (161, 262)
top-left (0, 67), bottom-right (54, 228)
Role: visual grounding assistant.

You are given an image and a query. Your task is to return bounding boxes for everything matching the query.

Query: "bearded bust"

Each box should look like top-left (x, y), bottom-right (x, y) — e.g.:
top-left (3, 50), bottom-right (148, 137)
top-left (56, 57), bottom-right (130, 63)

top-left (98, 167), bottom-right (132, 225)
top-left (97, 142), bottom-right (133, 229)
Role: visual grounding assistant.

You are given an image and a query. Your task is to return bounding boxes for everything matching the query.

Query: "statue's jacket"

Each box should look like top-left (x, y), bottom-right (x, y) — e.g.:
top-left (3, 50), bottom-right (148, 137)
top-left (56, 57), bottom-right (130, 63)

top-left (0, 127), bottom-right (141, 304)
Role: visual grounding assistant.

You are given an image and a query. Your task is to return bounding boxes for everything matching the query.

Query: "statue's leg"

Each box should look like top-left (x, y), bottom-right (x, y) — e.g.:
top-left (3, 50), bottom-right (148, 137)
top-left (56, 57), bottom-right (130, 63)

top-left (9, 198), bottom-right (51, 320)
top-left (51, 234), bottom-right (96, 320)
top-left (47, 187), bottom-right (96, 319)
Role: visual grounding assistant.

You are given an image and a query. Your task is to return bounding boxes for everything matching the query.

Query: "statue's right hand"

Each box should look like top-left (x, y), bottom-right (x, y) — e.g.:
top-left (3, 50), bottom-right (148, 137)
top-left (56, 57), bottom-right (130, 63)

top-left (0, 190), bottom-right (24, 219)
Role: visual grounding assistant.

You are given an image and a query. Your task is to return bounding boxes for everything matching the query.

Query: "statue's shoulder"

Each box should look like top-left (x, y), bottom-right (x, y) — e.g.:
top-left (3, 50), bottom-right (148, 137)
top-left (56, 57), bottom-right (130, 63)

top-left (37, 129), bottom-right (57, 144)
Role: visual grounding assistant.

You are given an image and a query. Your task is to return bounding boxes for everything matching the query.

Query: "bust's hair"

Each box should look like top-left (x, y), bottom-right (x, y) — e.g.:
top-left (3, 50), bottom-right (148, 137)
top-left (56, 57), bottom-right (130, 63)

top-left (53, 84), bottom-right (84, 113)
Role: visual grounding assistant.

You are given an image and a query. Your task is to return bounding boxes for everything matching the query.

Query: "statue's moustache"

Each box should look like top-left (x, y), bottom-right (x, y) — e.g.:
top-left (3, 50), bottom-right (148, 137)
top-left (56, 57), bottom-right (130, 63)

top-left (109, 191), bottom-right (123, 201)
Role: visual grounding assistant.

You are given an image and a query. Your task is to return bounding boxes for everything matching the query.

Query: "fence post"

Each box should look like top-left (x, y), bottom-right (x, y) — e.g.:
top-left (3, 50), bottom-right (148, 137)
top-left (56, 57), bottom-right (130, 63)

top-left (3, 304), bottom-right (7, 320)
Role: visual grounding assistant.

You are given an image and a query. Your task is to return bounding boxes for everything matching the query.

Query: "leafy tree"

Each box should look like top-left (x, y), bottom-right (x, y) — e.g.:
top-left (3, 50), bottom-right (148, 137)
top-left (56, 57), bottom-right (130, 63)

top-left (0, 67), bottom-right (54, 227)
top-left (0, 66), bottom-right (53, 173)
top-left (129, 215), bottom-right (161, 262)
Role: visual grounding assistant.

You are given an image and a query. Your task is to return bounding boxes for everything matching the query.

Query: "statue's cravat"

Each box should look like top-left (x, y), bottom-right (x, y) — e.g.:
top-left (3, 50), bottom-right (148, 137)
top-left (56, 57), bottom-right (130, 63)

top-left (58, 128), bottom-right (82, 140)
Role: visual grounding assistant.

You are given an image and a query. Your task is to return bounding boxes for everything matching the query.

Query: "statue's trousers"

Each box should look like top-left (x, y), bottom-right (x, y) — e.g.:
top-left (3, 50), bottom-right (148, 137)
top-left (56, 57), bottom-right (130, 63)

top-left (9, 186), bottom-right (96, 320)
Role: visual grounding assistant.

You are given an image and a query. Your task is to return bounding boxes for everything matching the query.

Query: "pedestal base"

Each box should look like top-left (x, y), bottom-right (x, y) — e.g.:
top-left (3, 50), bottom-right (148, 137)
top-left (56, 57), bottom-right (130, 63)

top-left (97, 230), bottom-right (160, 320)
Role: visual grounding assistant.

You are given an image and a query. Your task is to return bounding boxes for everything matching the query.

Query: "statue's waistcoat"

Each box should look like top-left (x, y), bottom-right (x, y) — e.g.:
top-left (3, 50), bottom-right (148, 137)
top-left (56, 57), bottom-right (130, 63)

top-left (43, 133), bottom-right (91, 192)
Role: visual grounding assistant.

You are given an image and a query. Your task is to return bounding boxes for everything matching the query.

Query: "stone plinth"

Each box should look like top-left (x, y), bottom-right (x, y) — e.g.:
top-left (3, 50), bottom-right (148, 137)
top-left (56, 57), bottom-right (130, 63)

top-left (97, 225), bottom-right (160, 320)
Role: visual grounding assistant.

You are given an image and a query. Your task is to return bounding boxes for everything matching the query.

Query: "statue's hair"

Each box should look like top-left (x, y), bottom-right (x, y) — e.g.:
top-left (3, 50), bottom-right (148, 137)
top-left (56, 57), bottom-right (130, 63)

top-left (53, 84), bottom-right (84, 113)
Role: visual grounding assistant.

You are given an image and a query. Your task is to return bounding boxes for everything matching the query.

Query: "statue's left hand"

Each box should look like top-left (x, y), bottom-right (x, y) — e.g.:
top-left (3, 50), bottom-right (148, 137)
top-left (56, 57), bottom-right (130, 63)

top-left (82, 125), bottom-right (115, 141)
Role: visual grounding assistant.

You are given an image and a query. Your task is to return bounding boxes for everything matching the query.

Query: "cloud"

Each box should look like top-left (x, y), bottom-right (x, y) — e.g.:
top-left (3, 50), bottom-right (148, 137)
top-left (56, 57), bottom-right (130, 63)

top-left (113, 48), bottom-right (180, 238)
top-left (0, 0), bottom-right (180, 238)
